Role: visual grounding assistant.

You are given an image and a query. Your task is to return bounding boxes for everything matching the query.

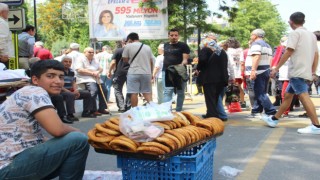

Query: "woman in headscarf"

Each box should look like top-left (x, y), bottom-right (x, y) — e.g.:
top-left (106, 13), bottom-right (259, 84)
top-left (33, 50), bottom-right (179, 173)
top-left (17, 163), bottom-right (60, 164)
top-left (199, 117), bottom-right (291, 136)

top-left (197, 40), bottom-right (229, 119)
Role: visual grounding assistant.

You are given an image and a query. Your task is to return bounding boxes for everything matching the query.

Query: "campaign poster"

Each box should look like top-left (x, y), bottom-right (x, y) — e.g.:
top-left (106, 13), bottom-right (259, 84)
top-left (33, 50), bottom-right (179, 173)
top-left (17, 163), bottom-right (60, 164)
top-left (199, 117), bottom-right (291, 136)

top-left (88, 0), bottom-right (168, 41)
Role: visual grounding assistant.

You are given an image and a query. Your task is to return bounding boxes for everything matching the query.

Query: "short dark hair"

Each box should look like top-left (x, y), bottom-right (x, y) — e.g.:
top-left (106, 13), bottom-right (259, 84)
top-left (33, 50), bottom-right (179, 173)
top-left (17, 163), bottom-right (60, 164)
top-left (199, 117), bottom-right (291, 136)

top-left (168, 28), bottom-right (179, 35)
top-left (227, 37), bottom-right (241, 48)
top-left (290, 12), bottom-right (305, 25)
top-left (30, 60), bottom-right (64, 79)
top-left (127, 32), bottom-right (139, 41)
top-left (23, 25), bottom-right (35, 32)
top-left (314, 31), bottom-right (320, 41)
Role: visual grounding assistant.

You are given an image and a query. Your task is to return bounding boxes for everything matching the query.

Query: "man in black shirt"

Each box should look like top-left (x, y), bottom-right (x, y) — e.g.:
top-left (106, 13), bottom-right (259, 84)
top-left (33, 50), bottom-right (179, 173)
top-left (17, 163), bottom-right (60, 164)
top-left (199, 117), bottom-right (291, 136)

top-left (162, 28), bottom-right (190, 112)
top-left (107, 40), bottom-right (131, 112)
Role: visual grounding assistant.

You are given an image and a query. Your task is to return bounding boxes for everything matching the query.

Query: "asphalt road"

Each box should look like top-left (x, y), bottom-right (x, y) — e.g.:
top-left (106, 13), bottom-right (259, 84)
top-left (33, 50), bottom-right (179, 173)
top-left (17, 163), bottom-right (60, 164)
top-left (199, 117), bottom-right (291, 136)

top-left (70, 93), bottom-right (320, 180)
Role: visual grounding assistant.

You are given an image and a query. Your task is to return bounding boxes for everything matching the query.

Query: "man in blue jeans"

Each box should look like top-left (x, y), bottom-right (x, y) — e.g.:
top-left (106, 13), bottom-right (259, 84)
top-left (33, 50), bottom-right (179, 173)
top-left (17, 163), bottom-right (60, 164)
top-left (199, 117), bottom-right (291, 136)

top-left (162, 28), bottom-right (190, 111)
top-left (262, 12), bottom-right (320, 134)
top-left (0, 60), bottom-right (89, 179)
top-left (245, 28), bottom-right (276, 117)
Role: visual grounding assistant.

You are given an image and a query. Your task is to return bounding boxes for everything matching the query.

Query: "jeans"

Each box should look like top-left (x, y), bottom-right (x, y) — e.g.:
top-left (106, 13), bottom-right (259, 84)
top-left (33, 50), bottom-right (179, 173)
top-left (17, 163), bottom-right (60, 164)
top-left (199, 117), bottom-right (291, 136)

top-left (162, 71), bottom-right (186, 112)
top-left (101, 75), bottom-right (113, 101)
top-left (217, 86), bottom-right (228, 119)
top-left (0, 132), bottom-right (89, 180)
top-left (287, 77), bottom-right (309, 94)
top-left (246, 70), bottom-right (276, 115)
top-left (113, 75), bottom-right (131, 111)
top-left (156, 77), bottom-right (164, 104)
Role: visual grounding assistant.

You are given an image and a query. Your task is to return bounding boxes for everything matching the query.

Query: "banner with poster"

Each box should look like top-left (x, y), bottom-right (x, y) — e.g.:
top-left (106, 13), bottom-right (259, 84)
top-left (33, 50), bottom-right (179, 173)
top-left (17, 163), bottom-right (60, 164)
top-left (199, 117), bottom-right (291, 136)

top-left (88, 0), bottom-right (168, 41)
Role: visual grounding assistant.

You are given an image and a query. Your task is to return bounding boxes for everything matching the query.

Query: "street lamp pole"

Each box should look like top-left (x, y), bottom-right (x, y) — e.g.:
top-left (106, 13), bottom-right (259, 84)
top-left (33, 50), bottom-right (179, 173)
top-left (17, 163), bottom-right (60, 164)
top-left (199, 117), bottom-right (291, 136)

top-left (33, 0), bottom-right (37, 40)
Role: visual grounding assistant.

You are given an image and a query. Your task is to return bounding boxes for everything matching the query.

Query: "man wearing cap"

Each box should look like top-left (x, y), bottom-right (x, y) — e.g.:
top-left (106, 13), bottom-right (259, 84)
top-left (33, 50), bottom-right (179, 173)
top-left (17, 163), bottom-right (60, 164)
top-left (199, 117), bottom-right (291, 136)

top-left (245, 28), bottom-right (276, 118)
top-left (33, 41), bottom-right (53, 60)
top-left (68, 43), bottom-right (82, 70)
top-left (18, 25), bottom-right (36, 70)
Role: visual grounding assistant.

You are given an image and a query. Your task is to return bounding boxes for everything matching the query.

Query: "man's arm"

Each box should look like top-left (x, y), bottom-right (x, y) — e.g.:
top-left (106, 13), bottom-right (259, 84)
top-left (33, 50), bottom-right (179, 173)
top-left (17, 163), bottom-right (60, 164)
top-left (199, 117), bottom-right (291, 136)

top-left (107, 59), bottom-right (116, 78)
top-left (182, 53), bottom-right (189, 65)
top-left (312, 52), bottom-right (319, 74)
top-left (249, 54), bottom-right (261, 80)
top-left (275, 48), bottom-right (294, 71)
top-left (35, 108), bottom-right (80, 137)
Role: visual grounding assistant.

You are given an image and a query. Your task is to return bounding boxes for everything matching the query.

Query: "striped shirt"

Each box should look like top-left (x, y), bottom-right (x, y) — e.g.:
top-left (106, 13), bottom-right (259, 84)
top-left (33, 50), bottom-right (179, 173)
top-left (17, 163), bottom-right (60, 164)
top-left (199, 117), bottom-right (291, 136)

top-left (245, 40), bottom-right (272, 75)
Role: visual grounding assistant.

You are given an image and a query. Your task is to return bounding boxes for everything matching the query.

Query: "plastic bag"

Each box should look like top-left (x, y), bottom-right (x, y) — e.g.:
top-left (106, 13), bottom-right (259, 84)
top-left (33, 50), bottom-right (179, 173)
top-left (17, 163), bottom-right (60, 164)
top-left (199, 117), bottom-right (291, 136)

top-left (82, 170), bottom-right (122, 180)
top-left (129, 101), bottom-right (174, 122)
top-left (119, 102), bottom-right (174, 142)
top-left (218, 166), bottom-right (243, 178)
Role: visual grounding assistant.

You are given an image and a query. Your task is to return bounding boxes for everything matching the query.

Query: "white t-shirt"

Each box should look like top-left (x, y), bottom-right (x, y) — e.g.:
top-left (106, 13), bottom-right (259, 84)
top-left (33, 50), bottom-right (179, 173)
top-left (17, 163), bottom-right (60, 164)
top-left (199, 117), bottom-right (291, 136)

top-left (154, 54), bottom-right (164, 78)
top-left (75, 55), bottom-right (100, 84)
top-left (227, 48), bottom-right (244, 78)
top-left (0, 86), bottom-right (53, 169)
top-left (122, 42), bottom-right (153, 75)
top-left (95, 51), bottom-right (113, 76)
top-left (287, 27), bottom-right (318, 81)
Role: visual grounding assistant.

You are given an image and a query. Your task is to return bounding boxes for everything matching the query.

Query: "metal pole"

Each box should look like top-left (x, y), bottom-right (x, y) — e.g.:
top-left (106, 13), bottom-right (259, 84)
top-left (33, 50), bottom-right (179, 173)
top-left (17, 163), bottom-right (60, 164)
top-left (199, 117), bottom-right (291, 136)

top-left (33, 0), bottom-right (37, 40)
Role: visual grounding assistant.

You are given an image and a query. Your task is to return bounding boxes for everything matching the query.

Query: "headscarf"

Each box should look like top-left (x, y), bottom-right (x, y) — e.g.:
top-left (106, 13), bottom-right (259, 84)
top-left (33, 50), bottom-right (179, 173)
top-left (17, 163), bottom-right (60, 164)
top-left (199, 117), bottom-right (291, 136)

top-left (207, 40), bottom-right (222, 56)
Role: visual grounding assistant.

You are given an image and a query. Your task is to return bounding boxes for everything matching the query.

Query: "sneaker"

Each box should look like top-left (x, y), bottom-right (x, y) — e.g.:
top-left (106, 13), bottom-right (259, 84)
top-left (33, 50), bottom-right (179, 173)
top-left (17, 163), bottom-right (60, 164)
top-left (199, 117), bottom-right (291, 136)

top-left (297, 125), bottom-right (320, 134)
top-left (67, 114), bottom-right (79, 121)
top-left (261, 115), bottom-right (278, 128)
top-left (247, 113), bottom-right (261, 119)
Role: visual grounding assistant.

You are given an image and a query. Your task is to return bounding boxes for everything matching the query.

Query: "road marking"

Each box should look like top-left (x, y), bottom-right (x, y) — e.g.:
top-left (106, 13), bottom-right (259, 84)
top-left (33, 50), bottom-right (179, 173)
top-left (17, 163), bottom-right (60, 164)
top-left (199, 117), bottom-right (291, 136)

top-left (237, 128), bottom-right (285, 180)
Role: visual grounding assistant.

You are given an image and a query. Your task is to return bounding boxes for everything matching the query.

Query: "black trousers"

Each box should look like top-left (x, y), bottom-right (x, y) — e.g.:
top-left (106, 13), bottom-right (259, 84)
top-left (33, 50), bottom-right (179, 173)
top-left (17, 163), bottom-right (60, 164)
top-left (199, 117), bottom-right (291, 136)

top-left (203, 83), bottom-right (225, 118)
top-left (51, 90), bottom-right (91, 117)
top-left (113, 75), bottom-right (131, 111)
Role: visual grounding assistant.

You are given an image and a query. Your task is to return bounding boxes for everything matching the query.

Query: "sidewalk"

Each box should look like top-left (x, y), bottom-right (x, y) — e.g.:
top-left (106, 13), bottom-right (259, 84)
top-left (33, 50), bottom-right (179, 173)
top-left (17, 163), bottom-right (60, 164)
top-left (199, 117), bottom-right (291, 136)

top-left (72, 91), bottom-right (320, 179)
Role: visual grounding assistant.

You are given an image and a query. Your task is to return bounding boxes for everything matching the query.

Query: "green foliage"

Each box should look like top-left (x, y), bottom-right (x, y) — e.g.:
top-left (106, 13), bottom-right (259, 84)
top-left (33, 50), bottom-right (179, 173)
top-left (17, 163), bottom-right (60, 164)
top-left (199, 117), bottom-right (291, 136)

top-left (222, 0), bottom-right (287, 48)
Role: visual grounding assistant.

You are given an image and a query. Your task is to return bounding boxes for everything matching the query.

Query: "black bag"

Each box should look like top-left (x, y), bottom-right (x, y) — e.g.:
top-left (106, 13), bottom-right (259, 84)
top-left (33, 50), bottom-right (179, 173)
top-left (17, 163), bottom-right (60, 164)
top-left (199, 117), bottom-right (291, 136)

top-left (225, 84), bottom-right (240, 104)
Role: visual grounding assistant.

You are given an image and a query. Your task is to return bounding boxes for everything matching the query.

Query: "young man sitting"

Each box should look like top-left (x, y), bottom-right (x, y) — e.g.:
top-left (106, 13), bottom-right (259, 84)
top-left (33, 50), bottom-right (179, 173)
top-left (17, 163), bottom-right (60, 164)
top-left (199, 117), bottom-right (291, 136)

top-left (0, 60), bottom-right (89, 179)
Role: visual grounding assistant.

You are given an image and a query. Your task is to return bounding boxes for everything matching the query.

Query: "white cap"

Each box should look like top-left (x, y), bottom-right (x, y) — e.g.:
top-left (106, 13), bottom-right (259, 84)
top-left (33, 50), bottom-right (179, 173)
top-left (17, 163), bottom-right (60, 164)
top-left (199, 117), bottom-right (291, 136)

top-left (35, 41), bottom-right (44, 47)
top-left (70, 43), bottom-right (80, 49)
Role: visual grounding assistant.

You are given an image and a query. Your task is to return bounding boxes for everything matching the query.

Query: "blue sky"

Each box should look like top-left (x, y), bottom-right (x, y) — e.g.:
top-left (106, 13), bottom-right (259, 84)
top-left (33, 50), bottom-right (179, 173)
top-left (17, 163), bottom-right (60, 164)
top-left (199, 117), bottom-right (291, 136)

top-left (206, 0), bottom-right (320, 32)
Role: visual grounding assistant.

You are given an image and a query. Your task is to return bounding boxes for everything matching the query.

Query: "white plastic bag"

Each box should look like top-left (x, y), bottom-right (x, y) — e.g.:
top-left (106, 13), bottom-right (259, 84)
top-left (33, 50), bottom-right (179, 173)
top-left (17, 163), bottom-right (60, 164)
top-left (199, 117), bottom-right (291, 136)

top-left (119, 102), bottom-right (174, 142)
top-left (129, 101), bottom-right (174, 122)
top-left (218, 166), bottom-right (243, 178)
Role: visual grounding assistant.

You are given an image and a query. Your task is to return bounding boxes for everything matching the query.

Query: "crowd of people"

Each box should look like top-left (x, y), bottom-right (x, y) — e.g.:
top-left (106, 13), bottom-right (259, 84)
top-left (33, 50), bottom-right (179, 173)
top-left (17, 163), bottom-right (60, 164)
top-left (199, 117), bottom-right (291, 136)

top-left (1, 2), bottom-right (320, 178)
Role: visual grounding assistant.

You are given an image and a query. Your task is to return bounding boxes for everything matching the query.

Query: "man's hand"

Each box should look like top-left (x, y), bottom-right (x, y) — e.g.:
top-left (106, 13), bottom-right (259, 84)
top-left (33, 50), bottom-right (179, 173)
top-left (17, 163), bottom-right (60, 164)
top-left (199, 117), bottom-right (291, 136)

top-left (250, 70), bottom-right (257, 80)
top-left (73, 90), bottom-right (80, 99)
top-left (270, 68), bottom-right (278, 78)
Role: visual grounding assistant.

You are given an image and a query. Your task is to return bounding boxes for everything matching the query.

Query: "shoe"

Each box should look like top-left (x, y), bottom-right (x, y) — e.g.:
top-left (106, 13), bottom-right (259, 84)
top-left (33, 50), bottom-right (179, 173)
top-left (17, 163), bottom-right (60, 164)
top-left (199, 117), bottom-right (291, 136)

top-left (220, 118), bottom-right (228, 121)
top-left (67, 114), bottom-right (79, 121)
top-left (298, 112), bottom-right (308, 118)
top-left (261, 115), bottom-right (278, 128)
top-left (297, 125), bottom-right (320, 134)
top-left (98, 109), bottom-right (110, 114)
top-left (81, 112), bottom-right (97, 118)
top-left (241, 102), bottom-right (246, 108)
top-left (118, 109), bottom-right (126, 113)
top-left (92, 111), bottom-right (102, 116)
top-left (202, 114), bottom-right (207, 119)
top-left (247, 113), bottom-right (261, 119)
top-left (60, 116), bottom-right (73, 124)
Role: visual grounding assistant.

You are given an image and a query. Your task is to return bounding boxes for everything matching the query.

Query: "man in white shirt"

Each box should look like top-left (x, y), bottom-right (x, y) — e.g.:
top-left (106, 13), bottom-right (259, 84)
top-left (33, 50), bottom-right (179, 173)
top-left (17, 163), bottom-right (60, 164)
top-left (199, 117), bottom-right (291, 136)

top-left (262, 12), bottom-right (320, 134)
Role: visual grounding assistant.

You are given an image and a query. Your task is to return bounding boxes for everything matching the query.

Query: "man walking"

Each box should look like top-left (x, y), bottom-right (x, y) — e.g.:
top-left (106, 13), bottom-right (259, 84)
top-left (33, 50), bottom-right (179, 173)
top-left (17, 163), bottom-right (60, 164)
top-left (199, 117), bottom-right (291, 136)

top-left (262, 12), bottom-right (320, 134)
top-left (162, 28), bottom-right (190, 112)
top-left (108, 40), bottom-right (131, 112)
top-left (122, 32), bottom-right (154, 107)
top-left (0, 3), bottom-right (14, 68)
top-left (245, 28), bottom-right (276, 117)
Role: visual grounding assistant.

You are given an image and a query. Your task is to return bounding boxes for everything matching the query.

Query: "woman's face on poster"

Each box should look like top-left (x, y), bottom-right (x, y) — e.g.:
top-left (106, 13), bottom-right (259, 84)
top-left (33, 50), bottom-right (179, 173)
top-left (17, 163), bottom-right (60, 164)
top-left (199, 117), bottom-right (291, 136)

top-left (101, 12), bottom-right (112, 24)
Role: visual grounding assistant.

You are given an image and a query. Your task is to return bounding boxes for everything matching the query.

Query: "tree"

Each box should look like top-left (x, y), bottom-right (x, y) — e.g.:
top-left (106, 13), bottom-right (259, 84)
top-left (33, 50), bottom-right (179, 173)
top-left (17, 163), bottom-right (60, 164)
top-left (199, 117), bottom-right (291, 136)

top-left (222, 0), bottom-right (287, 47)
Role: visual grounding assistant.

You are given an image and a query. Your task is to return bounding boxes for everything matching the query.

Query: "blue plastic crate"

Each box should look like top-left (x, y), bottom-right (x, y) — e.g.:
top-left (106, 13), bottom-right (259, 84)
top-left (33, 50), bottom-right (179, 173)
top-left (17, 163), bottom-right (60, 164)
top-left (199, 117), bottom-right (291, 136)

top-left (117, 138), bottom-right (216, 180)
